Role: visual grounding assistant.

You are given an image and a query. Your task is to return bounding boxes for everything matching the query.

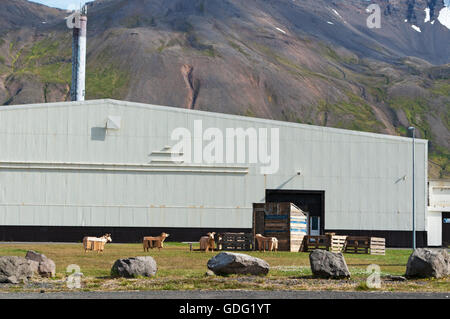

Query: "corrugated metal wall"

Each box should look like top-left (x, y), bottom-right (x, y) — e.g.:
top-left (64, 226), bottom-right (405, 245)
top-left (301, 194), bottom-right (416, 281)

top-left (0, 99), bottom-right (428, 231)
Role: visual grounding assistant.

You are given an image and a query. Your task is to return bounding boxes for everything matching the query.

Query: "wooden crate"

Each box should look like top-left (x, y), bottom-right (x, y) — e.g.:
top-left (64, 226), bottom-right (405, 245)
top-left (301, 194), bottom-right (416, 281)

top-left (253, 202), bottom-right (307, 252)
top-left (217, 232), bottom-right (253, 251)
top-left (369, 237), bottom-right (386, 255)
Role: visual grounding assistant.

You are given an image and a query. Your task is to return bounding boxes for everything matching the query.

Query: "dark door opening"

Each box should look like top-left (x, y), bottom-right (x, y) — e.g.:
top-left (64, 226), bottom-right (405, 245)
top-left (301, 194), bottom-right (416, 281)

top-left (266, 189), bottom-right (325, 235)
top-left (443, 212), bottom-right (450, 248)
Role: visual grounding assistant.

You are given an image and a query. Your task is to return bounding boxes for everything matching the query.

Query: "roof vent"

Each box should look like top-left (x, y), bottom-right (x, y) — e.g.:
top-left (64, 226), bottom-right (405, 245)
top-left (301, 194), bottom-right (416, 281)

top-left (106, 116), bottom-right (121, 130)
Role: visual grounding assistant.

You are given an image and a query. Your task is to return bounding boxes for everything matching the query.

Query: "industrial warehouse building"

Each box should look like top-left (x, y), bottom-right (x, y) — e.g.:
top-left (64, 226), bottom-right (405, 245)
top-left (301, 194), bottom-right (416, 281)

top-left (0, 99), bottom-right (430, 247)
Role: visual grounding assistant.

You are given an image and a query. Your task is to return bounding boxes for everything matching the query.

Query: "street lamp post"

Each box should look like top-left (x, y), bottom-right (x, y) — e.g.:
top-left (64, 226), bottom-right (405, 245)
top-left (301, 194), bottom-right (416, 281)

top-left (408, 126), bottom-right (416, 250)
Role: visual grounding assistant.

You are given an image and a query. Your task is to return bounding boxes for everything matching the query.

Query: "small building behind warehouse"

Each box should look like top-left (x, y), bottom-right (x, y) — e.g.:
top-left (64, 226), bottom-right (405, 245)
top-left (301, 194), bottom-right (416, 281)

top-left (427, 180), bottom-right (450, 247)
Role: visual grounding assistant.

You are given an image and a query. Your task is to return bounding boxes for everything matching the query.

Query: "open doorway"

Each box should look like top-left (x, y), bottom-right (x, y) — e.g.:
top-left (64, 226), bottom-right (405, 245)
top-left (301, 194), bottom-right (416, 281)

top-left (266, 189), bottom-right (325, 236)
top-left (443, 212), bottom-right (450, 248)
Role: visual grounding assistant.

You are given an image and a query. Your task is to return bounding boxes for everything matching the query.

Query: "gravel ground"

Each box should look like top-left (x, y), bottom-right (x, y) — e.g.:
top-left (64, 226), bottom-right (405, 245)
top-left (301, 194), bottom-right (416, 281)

top-left (0, 290), bottom-right (448, 299)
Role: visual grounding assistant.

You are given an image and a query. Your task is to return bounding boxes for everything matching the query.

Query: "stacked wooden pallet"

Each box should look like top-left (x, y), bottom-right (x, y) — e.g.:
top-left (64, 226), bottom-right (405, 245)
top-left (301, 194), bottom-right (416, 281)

top-left (329, 235), bottom-right (347, 253)
top-left (369, 237), bottom-right (386, 255)
top-left (344, 236), bottom-right (370, 254)
top-left (290, 213), bottom-right (308, 252)
top-left (264, 214), bottom-right (290, 250)
top-left (253, 202), bottom-right (308, 252)
top-left (254, 203), bottom-right (386, 255)
top-left (300, 234), bottom-right (347, 253)
top-left (217, 232), bottom-right (253, 251)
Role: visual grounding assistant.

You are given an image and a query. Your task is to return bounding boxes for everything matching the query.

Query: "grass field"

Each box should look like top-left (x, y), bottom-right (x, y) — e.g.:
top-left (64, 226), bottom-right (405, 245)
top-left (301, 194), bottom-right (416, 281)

top-left (0, 243), bottom-right (448, 293)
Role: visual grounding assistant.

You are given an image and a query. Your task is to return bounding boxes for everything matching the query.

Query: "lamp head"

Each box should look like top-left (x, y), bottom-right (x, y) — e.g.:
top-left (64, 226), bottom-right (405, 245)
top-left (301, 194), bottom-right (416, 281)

top-left (408, 126), bottom-right (416, 138)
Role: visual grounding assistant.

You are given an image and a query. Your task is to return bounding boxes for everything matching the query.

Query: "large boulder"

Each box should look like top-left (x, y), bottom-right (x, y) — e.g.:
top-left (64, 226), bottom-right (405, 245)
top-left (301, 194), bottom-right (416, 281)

top-left (111, 256), bottom-right (157, 278)
top-left (25, 250), bottom-right (56, 278)
top-left (405, 248), bottom-right (449, 279)
top-left (207, 252), bottom-right (269, 276)
top-left (309, 249), bottom-right (351, 279)
top-left (0, 256), bottom-right (35, 284)
top-left (27, 260), bottom-right (40, 274)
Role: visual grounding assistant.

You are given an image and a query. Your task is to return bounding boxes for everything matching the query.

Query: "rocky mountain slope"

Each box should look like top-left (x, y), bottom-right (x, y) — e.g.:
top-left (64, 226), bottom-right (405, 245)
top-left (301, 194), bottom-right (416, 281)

top-left (0, 0), bottom-right (449, 178)
top-left (0, 0), bottom-right (64, 30)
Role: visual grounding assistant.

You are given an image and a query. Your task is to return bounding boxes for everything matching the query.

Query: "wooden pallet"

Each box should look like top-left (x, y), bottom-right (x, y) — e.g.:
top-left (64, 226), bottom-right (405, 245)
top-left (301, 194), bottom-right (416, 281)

top-left (344, 236), bottom-right (370, 254)
top-left (330, 235), bottom-right (347, 253)
top-left (264, 214), bottom-right (290, 251)
top-left (301, 235), bottom-right (331, 252)
top-left (290, 213), bottom-right (308, 252)
top-left (300, 234), bottom-right (347, 253)
top-left (344, 236), bottom-right (386, 255)
top-left (217, 232), bottom-right (253, 251)
top-left (370, 237), bottom-right (386, 255)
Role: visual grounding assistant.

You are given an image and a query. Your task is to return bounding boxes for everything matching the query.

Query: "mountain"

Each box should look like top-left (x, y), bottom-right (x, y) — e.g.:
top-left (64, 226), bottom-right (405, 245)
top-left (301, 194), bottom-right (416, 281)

top-left (0, 0), bottom-right (449, 178)
top-left (0, 0), bottom-right (64, 30)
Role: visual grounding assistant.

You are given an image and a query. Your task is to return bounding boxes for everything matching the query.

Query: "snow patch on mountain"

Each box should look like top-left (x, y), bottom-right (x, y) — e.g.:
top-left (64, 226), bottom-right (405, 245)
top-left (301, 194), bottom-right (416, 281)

top-left (437, 6), bottom-right (450, 30)
top-left (332, 8), bottom-right (342, 19)
top-left (411, 25), bottom-right (421, 32)
top-left (425, 7), bottom-right (431, 23)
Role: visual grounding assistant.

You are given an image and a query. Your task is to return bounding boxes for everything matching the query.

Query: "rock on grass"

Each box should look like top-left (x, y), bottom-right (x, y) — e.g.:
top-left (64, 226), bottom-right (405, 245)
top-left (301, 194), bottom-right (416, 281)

top-left (405, 248), bottom-right (449, 279)
top-left (207, 252), bottom-right (269, 276)
top-left (25, 250), bottom-right (56, 278)
top-left (111, 256), bottom-right (157, 278)
top-left (309, 249), bottom-right (351, 279)
top-left (0, 256), bottom-right (35, 284)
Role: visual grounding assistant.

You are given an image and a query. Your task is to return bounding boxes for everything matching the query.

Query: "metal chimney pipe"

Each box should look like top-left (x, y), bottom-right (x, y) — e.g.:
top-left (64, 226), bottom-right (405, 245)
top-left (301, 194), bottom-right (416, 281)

top-left (70, 11), bottom-right (87, 101)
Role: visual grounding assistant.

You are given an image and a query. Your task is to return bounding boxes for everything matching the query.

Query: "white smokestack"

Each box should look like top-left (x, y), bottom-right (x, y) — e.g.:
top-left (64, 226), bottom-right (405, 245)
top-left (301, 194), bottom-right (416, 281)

top-left (68, 6), bottom-right (87, 101)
